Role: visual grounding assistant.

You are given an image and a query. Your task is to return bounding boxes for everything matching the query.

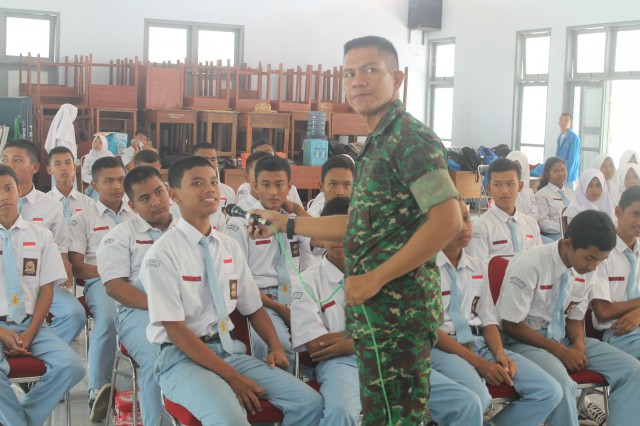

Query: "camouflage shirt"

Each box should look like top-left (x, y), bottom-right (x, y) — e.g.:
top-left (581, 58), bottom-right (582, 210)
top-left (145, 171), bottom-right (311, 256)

top-left (344, 99), bottom-right (459, 340)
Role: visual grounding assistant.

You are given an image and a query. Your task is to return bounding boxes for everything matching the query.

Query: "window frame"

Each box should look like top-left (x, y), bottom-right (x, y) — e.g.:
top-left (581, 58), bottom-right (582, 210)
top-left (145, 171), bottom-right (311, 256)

top-left (426, 37), bottom-right (455, 146)
top-left (0, 8), bottom-right (59, 62)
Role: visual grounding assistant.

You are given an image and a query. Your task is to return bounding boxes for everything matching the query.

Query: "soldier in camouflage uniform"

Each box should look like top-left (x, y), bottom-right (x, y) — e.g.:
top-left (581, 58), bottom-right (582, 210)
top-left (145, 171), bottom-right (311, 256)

top-left (247, 36), bottom-right (460, 425)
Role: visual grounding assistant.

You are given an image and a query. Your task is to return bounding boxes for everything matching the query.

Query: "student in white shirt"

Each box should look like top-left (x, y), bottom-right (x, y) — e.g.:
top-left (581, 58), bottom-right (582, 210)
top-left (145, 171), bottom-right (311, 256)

top-left (0, 165), bottom-right (84, 426)
top-left (431, 200), bottom-right (561, 426)
top-left (592, 154), bottom-right (621, 208)
top-left (506, 151), bottom-right (538, 220)
top-left (535, 157), bottom-right (575, 243)
top-left (307, 155), bottom-right (354, 217)
top-left (192, 143), bottom-right (237, 209)
top-left (591, 186), bottom-right (640, 357)
top-left (139, 156), bottom-right (323, 425)
top-left (467, 158), bottom-right (541, 262)
top-left (497, 210), bottom-right (640, 426)
top-left (563, 168), bottom-right (615, 225)
top-left (69, 156), bottom-right (137, 421)
top-left (97, 166), bottom-right (175, 426)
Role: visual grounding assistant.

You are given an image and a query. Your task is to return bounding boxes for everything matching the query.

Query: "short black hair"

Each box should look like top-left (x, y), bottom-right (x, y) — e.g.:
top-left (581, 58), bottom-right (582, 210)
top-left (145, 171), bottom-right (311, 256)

top-left (246, 151), bottom-right (271, 171)
top-left (560, 112), bottom-right (573, 121)
top-left (320, 196), bottom-right (350, 217)
top-left (254, 155), bottom-right (291, 182)
top-left (538, 157), bottom-right (565, 189)
top-left (619, 185), bottom-right (640, 211)
top-left (321, 155), bottom-right (355, 182)
top-left (4, 139), bottom-right (39, 163)
top-left (0, 164), bottom-right (19, 186)
top-left (91, 156), bottom-right (125, 181)
top-left (134, 128), bottom-right (148, 138)
top-left (566, 210), bottom-right (616, 252)
top-left (487, 158), bottom-right (521, 183)
top-left (124, 166), bottom-right (163, 200)
top-left (251, 139), bottom-right (274, 152)
top-left (134, 149), bottom-right (161, 167)
top-left (192, 143), bottom-right (216, 155)
top-left (344, 36), bottom-right (399, 70)
top-left (168, 156), bottom-right (215, 189)
top-left (47, 146), bottom-right (75, 164)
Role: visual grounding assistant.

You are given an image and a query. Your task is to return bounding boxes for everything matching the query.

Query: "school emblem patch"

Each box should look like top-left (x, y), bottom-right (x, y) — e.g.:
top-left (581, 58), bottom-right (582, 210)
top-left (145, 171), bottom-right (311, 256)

top-left (23, 258), bottom-right (38, 276)
top-left (229, 279), bottom-right (238, 300)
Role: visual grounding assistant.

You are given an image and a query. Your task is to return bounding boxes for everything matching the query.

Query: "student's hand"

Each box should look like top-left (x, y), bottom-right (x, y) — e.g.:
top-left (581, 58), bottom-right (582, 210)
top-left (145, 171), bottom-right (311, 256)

top-left (247, 209), bottom-right (288, 239)
top-left (264, 347), bottom-right (289, 370)
top-left (345, 272), bottom-right (384, 306)
top-left (281, 199), bottom-right (305, 216)
top-left (0, 328), bottom-right (31, 356)
top-left (475, 358), bottom-right (513, 386)
top-left (60, 278), bottom-right (73, 290)
top-left (226, 374), bottom-right (265, 416)
top-left (494, 351), bottom-right (517, 380)
top-left (554, 346), bottom-right (588, 372)
top-left (18, 330), bottom-right (36, 352)
top-left (611, 307), bottom-right (640, 336)
top-left (310, 337), bottom-right (355, 362)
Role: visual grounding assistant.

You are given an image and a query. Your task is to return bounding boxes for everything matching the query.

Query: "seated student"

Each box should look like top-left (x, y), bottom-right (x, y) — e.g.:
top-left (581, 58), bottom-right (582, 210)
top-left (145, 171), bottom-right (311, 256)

top-left (617, 163), bottom-right (640, 194)
top-left (563, 169), bottom-right (615, 225)
top-left (192, 143), bottom-right (237, 209)
top-left (82, 134), bottom-right (114, 199)
top-left (121, 128), bottom-right (154, 172)
top-left (133, 148), bottom-right (162, 170)
top-left (497, 210), bottom-right (640, 426)
top-left (591, 186), bottom-right (640, 356)
top-left (69, 156), bottom-right (137, 421)
top-left (97, 166), bottom-right (175, 426)
top-left (307, 155), bottom-right (355, 217)
top-left (0, 165), bottom-right (84, 426)
top-left (139, 156), bottom-right (323, 425)
top-left (227, 155), bottom-right (312, 372)
top-left (237, 151), bottom-right (272, 210)
top-left (2, 140), bottom-right (85, 345)
top-left (467, 158), bottom-right (541, 261)
top-left (506, 151), bottom-right (538, 220)
top-left (535, 157), bottom-right (575, 242)
top-left (592, 154), bottom-right (621, 207)
top-left (431, 199), bottom-right (561, 426)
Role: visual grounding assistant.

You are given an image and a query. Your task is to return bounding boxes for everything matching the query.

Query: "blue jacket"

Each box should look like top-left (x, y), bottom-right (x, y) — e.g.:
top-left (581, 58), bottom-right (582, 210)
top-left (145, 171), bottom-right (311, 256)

top-left (556, 129), bottom-right (581, 182)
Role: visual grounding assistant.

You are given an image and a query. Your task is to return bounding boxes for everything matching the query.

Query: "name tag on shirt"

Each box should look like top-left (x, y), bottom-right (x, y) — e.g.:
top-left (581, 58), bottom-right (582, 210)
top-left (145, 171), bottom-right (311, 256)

top-left (492, 240), bottom-right (508, 245)
top-left (540, 285), bottom-right (554, 290)
top-left (471, 275), bottom-right (484, 280)
top-left (255, 240), bottom-right (271, 246)
top-left (321, 300), bottom-right (336, 312)
top-left (136, 240), bottom-right (153, 245)
top-left (574, 277), bottom-right (585, 283)
top-left (93, 226), bottom-right (109, 232)
top-left (182, 276), bottom-right (202, 282)
top-left (23, 241), bottom-right (36, 247)
top-left (441, 290), bottom-right (451, 296)
top-left (609, 277), bottom-right (625, 282)
top-left (526, 234), bottom-right (534, 239)
top-left (32, 217), bottom-right (44, 222)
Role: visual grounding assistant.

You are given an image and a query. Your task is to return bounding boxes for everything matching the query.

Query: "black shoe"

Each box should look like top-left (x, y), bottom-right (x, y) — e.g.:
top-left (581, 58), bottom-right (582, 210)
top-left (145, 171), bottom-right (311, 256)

top-left (89, 383), bottom-right (111, 422)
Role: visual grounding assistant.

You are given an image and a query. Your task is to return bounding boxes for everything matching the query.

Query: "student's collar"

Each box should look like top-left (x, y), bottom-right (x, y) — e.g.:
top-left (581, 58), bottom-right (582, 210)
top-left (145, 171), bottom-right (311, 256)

top-left (177, 217), bottom-right (222, 247)
top-left (491, 204), bottom-right (519, 223)
top-left (252, 200), bottom-right (287, 215)
top-left (615, 234), bottom-right (639, 255)
top-left (96, 199), bottom-right (132, 217)
top-left (0, 215), bottom-right (28, 231)
top-left (548, 182), bottom-right (563, 192)
top-left (321, 255), bottom-right (345, 284)
top-left (552, 240), bottom-right (572, 275)
top-left (369, 99), bottom-right (405, 139)
top-left (134, 214), bottom-right (176, 234)
top-left (21, 185), bottom-right (37, 204)
top-left (51, 185), bottom-right (78, 200)
top-left (436, 250), bottom-right (472, 270)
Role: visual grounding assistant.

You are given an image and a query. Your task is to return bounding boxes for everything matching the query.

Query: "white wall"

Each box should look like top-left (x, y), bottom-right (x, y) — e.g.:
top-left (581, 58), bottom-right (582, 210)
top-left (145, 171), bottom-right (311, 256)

top-left (429, 0), bottom-right (640, 157)
top-left (3, 0), bottom-right (428, 118)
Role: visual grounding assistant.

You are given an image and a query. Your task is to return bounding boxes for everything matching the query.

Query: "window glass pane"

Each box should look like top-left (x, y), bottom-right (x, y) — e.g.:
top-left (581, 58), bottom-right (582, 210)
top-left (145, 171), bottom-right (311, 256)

top-left (432, 87), bottom-right (453, 140)
top-left (576, 32), bottom-right (606, 73)
top-left (148, 26), bottom-right (188, 63)
top-left (197, 30), bottom-right (236, 65)
top-left (6, 17), bottom-right (50, 57)
top-left (435, 43), bottom-right (455, 78)
top-left (520, 146), bottom-right (545, 166)
top-left (609, 80), bottom-right (640, 164)
top-left (525, 36), bottom-right (550, 75)
top-left (519, 85), bottom-right (548, 149)
top-left (615, 30), bottom-right (640, 72)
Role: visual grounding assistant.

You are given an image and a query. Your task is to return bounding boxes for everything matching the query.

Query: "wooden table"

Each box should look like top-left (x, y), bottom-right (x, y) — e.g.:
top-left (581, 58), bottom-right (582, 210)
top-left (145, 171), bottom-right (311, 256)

top-left (237, 112), bottom-right (290, 155)
top-left (198, 110), bottom-right (237, 158)
top-left (144, 109), bottom-right (197, 157)
top-left (92, 108), bottom-right (137, 134)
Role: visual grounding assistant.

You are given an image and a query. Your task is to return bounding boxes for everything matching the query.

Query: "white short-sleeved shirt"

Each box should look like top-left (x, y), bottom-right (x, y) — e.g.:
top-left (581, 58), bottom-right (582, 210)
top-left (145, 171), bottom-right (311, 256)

top-left (69, 200), bottom-right (136, 266)
top-left (291, 255), bottom-right (345, 351)
top-left (0, 217), bottom-right (66, 315)
top-left (218, 182), bottom-right (237, 208)
top-left (535, 183), bottom-right (575, 235)
top-left (496, 242), bottom-right (593, 330)
top-left (20, 187), bottom-right (69, 254)
top-left (236, 182), bottom-right (303, 208)
top-left (226, 201), bottom-right (312, 289)
top-left (436, 251), bottom-right (499, 335)
top-left (140, 218), bottom-right (262, 344)
top-left (97, 215), bottom-right (177, 306)
top-left (307, 192), bottom-right (325, 217)
top-left (169, 203), bottom-right (226, 233)
top-left (590, 235), bottom-right (640, 330)
top-left (467, 205), bottom-right (541, 262)
top-left (48, 186), bottom-right (95, 219)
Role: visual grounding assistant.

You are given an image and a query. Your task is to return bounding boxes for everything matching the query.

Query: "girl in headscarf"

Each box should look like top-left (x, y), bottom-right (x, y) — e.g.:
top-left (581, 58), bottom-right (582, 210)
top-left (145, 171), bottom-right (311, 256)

top-left (81, 134), bottom-right (114, 199)
top-left (619, 150), bottom-right (640, 167)
top-left (592, 154), bottom-right (621, 207)
top-left (617, 163), bottom-right (640, 194)
top-left (506, 151), bottom-right (538, 219)
top-left (563, 168), bottom-right (615, 225)
top-left (535, 157), bottom-right (574, 242)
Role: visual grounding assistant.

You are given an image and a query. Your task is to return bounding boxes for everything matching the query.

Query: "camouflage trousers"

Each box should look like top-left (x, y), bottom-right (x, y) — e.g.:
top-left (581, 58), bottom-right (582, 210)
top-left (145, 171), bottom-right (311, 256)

top-left (355, 334), bottom-right (434, 426)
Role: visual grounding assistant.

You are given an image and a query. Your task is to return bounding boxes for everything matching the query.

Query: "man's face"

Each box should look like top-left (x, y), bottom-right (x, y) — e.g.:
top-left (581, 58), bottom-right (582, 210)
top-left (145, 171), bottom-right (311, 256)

top-left (343, 46), bottom-right (402, 117)
top-left (0, 175), bottom-right (21, 216)
top-left (171, 166), bottom-right (219, 217)
top-left (548, 161), bottom-right (567, 188)
top-left (565, 241), bottom-right (610, 275)
top-left (446, 201), bottom-right (472, 250)
top-left (92, 167), bottom-right (125, 205)
top-left (320, 167), bottom-right (353, 203)
top-left (488, 170), bottom-right (522, 212)
top-left (558, 115), bottom-right (572, 132)
top-left (194, 148), bottom-right (218, 169)
top-left (616, 201), bottom-right (640, 239)
top-left (1, 147), bottom-right (38, 187)
top-left (47, 153), bottom-right (75, 186)
top-left (129, 175), bottom-right (171, 226)
top-left (253, 170), bottom-right (291, 211)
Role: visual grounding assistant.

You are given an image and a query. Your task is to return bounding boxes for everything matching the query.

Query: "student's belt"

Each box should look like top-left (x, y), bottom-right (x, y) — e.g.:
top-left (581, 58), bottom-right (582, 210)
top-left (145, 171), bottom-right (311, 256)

top-left (0, 314), bottom-right (32, 323)
top-left (160, 334), bottom-right (220, 351)
top-left (449, 325), bottom-right (481, 336)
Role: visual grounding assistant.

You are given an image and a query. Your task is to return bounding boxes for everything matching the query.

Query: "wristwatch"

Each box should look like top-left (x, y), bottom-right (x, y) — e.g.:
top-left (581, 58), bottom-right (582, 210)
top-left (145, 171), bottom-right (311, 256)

top-left (286, 216), bottom-right (296, 239)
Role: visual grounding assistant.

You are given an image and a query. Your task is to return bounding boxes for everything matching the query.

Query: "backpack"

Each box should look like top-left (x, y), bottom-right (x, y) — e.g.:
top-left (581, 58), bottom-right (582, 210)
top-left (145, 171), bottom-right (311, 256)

top-left (476, 146), bottom-right (499, 165)
top-left (328, 139), bottom-right (362, 161)
top-left (460, 147), bottom-right (482, 172)
top-left (447, 147), bottom-right (464, 165)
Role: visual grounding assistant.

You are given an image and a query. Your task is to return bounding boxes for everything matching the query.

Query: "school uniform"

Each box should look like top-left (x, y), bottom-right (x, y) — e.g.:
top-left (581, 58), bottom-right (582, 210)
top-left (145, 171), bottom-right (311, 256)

top-left (97, 215), bottom-right (176, 426)
top-left (48, 186), bottom-right (96, 224)
top-left (169, 202), bottom-right (226, 234)
top-left (591, 235), bottom-right (640, 357)
top-left (139, 218), bottom-right (323, 426)
top-left (534, 183), bottom-right (574, 242)
top-left (0, 217), bottom-right (84, 426)
top-left (307, 192), bottom-right (325, 217)
top-left (218, 182), bottom-right (237, 209)
top-left (467, 205), bottom-right (541, 262)
top-left (236, 182), bottom-right (303, 208)
top-left (430, 251), bottom-right (561, 426)
top-left (69, 200), bottom-right (136, 392)
top-left (497, 242), bottom-right (640, 426)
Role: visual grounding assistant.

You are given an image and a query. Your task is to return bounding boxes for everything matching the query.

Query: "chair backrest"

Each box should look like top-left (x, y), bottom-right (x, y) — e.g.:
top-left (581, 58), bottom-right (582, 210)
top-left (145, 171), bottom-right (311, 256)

top-left (229, 309), bottom-right (251, 355)
top-left (488, 256), bottom-right (510, 304)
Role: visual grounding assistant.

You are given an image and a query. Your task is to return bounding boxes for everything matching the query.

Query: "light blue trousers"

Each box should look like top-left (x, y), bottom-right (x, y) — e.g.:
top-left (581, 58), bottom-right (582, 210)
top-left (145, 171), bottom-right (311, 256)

top-left (428, 368), bottom-right (484, 426)
top-left (49, 285), bottom-right (86, 344)
top-left (314, 354), bottom-right (361, 426)
top-left (84, 278), bottom-right (117, 391)
top-left (603, 327), bottom-right (640, 358)
top-left (0, 319), bottom-right (84, 426)
top-left (250, 306), bottom-right (295, 374)
top-left (506, 330), bottom-right (640, 426)
top-left (155, 339), bottom-right (324, 426)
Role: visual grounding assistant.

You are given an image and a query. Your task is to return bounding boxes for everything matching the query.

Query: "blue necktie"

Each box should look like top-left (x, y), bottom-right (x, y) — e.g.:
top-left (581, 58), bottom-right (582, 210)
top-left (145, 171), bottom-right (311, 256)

top-left (443, 263), bottom-right (474, 344)
top-left (558, 189), bottom-right (570, 207)
top-left (61, 197), bottom-right (71, 224)
top-left (105, 209), bottom-right (122, 224)
top-left (624, 248), bottom-right (639, 300)
top-left (199, 237), bottom-right (234, 354)
top-left (0, 229), bottom-right (27, 324)
top-left (17, 198), bottom-right (25, 215)
top-left (275, 233), bottom-right (292, 305)
top-left (548, 270), bottom-right (570, 342)
top-left (507, 217), bottom-right (522, 253)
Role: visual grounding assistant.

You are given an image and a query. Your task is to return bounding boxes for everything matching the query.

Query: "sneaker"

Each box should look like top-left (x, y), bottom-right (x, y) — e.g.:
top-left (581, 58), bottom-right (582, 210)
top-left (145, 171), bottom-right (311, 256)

top-left (578, 421), bottom-right (599, 426)
top-left (579, 401), bottom-right (607, 426)
top-left (89, 383), bottom-right (111, 422)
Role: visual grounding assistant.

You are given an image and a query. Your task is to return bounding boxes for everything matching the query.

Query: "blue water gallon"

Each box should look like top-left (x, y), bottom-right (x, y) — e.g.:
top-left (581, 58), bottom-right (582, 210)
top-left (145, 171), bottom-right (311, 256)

top-left (303, 138), bottom-right (328, 166)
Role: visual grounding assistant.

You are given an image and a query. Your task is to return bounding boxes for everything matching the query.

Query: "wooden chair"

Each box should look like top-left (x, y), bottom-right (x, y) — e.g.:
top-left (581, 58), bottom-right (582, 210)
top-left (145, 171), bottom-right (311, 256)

top-left (311, 65), bottom-right (349, 113)
top-left (269, 64), bottom-right (313, 112)
top-left (139, 62), bottom-right (185, 110)
top-left (184, 59), bottom-right (232, 110)
top-left (230, 63), bottom-right (270, 112)
top-left (87, 55), bottom-right (139, 109)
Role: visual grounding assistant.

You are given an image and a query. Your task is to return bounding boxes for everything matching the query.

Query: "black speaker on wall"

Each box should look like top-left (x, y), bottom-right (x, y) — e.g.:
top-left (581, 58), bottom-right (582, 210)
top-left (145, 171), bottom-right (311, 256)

top-left (408, 0), bottom-right (442, 31)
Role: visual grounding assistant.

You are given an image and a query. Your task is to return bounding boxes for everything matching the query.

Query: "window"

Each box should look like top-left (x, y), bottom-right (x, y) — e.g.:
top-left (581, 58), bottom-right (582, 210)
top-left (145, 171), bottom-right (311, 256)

top-left (1, 9), bottom-right (58, 60)
top-left (144, 20), bottom-right (243, 65)
top-left (427, 39), bottom-right (455, 147)
top-left (513, 30), bottom-right (551, 165)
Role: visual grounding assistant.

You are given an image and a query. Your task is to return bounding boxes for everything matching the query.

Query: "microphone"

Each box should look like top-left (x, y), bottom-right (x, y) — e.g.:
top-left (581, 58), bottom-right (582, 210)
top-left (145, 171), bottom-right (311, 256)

top-left (226, 203), bottom-right (272, 226)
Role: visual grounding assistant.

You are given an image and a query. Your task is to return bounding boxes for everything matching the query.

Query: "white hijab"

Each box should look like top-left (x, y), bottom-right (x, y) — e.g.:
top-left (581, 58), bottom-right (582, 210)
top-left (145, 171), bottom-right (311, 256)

top-left (619, 150), bottom-right (640, 167)
top-left (592, 154), bottom-right (620, 205)
top-left (564, 168), bottom-right (615, 222)
top-left (44, 104), bottom-right (78, 161)
top-left (507, 151), bottom-right (530, 186)
top-left (88, 135), bottom-right (113, 159)
top-left (617, 163), bottom-right (640, 192)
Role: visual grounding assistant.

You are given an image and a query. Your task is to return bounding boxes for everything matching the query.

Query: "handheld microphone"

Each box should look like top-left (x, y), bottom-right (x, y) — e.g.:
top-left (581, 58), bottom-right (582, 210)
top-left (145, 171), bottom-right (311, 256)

top-left (226, 203), bottom-right (272, 226)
